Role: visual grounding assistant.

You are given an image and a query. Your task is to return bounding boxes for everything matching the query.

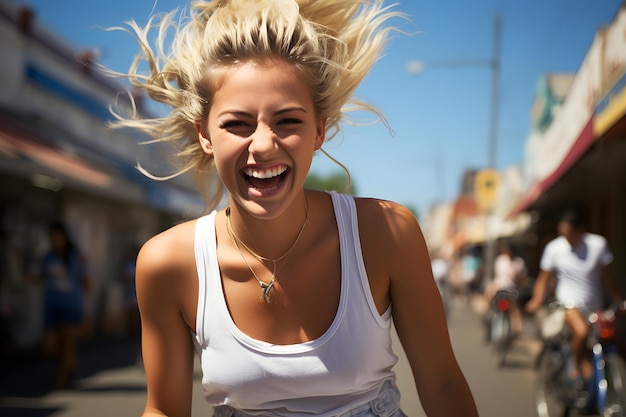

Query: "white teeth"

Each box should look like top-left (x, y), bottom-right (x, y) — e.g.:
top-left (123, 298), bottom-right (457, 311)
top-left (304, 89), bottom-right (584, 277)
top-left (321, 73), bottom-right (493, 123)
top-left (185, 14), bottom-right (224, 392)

top-left (244, 166), bottom-right (287, 179)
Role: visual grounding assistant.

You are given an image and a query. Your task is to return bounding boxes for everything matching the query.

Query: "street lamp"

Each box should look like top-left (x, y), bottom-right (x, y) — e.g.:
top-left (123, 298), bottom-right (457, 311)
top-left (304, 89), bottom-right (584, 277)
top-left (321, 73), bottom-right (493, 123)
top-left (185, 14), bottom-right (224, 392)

top-left (410, 13), bottom-right (502, 282)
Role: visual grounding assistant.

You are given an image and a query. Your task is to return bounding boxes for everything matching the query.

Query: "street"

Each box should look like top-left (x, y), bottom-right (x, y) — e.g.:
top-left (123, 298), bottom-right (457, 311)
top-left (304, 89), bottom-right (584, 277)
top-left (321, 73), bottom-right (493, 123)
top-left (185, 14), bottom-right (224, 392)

top-left (1, 298), bottom-right (544, 417)
top-left (396, 297), bottom-right (541, 417)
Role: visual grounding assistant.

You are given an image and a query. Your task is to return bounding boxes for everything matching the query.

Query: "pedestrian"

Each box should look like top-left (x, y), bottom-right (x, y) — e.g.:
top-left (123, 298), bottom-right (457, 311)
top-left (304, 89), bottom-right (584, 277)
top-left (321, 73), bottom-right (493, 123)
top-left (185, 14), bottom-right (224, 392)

top-left (109, 1), bottom-right (479, 416)
top-left (40, 222), bottom-right (90, 389)
top-left (453, 246), bottom-right (481, 303)
top-left (122, 244), bottom-right (141, 354)
top-left (526, 209), bottom-right (623, 394)
top-left (0, 229), bottom-right (13, 359)
top-left (430, 249), bottom-right (451, 316)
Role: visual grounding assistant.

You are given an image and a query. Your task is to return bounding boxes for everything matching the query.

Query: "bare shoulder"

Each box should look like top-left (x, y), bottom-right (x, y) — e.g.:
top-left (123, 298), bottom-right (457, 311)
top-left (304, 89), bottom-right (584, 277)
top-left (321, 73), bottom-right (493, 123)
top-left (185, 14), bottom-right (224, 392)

top-left (354, 197), bottom-right (422, 245)
top-left (354, 197), bottom-right (425, 272)
top-left (354, 197), bottom-right (430, 280)
top-left (354, 197), bottom-right (429, 313)
top-left (138, 220), bottom-right (196, 271)
top-left (136, 220), bottom-right (198, 299)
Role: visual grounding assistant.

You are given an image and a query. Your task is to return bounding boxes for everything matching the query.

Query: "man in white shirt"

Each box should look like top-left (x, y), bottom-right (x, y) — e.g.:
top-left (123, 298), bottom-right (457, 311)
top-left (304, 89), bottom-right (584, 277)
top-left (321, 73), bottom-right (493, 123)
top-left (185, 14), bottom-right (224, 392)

top-left (526, 209), bottom-right (622, 386)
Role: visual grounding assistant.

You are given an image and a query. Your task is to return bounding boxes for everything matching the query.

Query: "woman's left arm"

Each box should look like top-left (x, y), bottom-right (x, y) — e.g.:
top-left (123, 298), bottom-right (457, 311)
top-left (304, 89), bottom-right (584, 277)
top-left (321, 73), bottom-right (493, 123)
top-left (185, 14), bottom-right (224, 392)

top-left (381, 202), bottom-right (479, 417)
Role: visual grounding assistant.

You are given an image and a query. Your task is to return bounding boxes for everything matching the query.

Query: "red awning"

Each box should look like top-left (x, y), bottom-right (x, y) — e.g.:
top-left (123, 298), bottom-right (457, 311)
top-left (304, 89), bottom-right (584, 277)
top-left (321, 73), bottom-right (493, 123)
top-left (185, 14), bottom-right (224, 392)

top-left (0, 122), bottom-right (112, 188)
top-left (509, 117), bottom-right (595, 217)
top-left (0, 112), bottom-right (144, 203)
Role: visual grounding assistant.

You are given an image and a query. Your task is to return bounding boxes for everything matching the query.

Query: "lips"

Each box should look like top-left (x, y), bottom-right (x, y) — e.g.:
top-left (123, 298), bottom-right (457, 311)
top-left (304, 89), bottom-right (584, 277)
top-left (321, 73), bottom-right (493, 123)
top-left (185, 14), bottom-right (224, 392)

top-left (242, 165), bottom-right (289, 191)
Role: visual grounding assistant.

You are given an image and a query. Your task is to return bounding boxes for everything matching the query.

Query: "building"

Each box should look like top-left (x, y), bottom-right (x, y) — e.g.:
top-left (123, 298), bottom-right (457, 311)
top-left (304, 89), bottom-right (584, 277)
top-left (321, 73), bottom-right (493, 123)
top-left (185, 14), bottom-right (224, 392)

top-left (0, 2), bottom-right (206, 352)
top-left (512, 4), bottom-right (626, 280)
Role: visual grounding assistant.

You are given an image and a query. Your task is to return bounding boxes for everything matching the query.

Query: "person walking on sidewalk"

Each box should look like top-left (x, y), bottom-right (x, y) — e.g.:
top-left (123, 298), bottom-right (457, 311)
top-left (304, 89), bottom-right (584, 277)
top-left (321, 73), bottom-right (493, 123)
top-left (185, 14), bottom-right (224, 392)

top-left (108, 1), bottom-right (479, 416)
top-left (40, 222), bottom-right (90, 388)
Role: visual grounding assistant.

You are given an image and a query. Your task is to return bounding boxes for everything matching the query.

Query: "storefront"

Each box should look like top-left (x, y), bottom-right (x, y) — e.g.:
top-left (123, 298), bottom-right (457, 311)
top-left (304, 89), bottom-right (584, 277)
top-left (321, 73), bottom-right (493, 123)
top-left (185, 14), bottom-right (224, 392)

top-left (510, 5), bottom-right (626, 281)
top-left (0, 4), bottom-right (207, 354)
top-left (0, 110), bottom-right (205, 352)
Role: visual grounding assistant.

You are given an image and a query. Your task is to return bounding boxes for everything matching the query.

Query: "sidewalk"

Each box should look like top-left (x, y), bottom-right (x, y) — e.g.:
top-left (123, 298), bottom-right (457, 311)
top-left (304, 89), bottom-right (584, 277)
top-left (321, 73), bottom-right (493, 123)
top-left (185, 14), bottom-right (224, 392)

top-left (1, 334), bottom-right (217, 417)
top-left (0, 336), bottom-right (215, 416)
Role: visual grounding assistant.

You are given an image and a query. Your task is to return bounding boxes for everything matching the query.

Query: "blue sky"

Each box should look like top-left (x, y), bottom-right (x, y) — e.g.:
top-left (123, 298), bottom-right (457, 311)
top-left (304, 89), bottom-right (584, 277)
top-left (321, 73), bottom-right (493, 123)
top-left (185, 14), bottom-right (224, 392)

top-left (15, 0), bottom-right (624, 215)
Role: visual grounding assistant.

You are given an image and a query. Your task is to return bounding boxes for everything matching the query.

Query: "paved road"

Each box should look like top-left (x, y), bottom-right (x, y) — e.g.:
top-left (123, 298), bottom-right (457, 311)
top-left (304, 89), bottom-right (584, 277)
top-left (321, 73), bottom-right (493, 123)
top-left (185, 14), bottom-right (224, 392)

top-left (0, 298), bottom-right (544, 417)
top-left (395, 297), bottom-right (543, 417)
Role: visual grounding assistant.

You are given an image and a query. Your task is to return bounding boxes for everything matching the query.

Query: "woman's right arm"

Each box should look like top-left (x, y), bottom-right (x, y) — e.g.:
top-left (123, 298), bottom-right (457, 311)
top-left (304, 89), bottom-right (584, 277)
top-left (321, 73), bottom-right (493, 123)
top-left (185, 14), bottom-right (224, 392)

top-left (136, 227), bottom-right (196, 417)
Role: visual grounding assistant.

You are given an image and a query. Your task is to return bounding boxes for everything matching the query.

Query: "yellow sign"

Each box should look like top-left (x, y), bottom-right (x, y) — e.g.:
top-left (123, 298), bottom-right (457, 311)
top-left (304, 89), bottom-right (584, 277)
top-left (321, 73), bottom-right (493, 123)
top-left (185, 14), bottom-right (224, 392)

top-left (594, 72), bottom-right (626, 137)
top-left (475, 170), bottom-right (499, 210)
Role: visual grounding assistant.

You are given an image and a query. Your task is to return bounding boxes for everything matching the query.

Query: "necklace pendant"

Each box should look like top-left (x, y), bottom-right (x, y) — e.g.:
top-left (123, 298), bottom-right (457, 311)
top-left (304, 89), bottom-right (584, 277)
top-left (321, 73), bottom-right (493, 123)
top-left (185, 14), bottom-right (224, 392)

top-left (259, 280), bottom-right (274, 303)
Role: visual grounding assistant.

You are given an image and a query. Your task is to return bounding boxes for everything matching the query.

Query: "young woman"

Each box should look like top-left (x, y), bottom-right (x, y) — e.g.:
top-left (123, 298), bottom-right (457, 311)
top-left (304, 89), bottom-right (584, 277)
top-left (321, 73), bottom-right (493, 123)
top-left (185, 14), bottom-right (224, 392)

top-left (110, 1), bottom-right (478, 416)
top-left (41, 222), bottom-right (89, 388)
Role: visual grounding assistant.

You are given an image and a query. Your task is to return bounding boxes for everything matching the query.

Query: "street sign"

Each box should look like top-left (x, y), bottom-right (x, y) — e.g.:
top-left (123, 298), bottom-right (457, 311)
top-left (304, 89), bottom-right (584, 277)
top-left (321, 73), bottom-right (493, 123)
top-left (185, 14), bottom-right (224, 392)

top-left (475, 169), bottom-right (499, 210)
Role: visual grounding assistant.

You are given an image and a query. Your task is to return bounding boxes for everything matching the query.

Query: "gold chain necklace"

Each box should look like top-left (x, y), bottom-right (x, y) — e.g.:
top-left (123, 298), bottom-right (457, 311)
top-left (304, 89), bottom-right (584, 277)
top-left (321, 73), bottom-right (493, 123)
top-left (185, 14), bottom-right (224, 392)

top-left (225, 196), bottom-right (309, 303)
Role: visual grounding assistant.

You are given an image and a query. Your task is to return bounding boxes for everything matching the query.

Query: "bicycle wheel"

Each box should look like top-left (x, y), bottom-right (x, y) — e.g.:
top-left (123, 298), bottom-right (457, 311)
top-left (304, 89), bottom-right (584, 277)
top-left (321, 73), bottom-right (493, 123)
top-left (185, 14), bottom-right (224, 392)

top-left (603, 353), bottom-right (626, 416)
top-left (535, 346), bottom-right (571, 417)
top-left (491, 312), bottom-right (511, 367)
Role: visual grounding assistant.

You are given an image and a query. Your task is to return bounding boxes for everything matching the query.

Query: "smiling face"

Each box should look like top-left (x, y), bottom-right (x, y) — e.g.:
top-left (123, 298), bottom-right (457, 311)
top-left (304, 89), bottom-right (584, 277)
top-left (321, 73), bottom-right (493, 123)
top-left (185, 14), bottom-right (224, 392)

top-left (197, 59), bottom-right (325, 218)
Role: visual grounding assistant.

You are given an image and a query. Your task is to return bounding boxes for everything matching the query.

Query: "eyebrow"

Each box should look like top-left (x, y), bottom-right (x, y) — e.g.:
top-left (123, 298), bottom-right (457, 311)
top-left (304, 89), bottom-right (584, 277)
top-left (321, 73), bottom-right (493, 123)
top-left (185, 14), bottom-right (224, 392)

top-left (217, 106), bottom-right (308, 118)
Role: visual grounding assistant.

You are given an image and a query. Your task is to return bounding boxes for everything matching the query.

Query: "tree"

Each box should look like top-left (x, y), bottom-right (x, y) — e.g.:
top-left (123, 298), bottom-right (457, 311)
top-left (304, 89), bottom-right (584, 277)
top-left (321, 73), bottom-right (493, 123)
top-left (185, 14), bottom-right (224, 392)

top-left (305, 172), bottom-right (419, 220)
top-left (305, 171), bottom-right (356, 195)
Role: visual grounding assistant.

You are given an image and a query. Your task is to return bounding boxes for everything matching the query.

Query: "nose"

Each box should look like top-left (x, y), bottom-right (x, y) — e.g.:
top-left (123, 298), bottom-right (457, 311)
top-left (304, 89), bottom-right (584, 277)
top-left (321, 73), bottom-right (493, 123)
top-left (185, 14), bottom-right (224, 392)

top-left (248, 124), bottom-right (277, 156)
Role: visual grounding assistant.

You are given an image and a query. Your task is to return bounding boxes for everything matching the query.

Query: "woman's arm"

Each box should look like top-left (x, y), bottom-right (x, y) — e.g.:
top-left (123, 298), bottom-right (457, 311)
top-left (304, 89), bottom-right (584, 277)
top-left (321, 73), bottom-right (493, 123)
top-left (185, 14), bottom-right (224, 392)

top-left (368, 201), bottom-right (479, 417)
top-left (136, 225), bottom-right (197, 417)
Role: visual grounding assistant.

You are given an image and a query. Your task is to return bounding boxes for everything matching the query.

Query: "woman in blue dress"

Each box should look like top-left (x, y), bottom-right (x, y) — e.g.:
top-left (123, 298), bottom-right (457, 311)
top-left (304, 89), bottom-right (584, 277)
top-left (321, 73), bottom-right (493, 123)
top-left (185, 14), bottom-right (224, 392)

top-left (41, 222), bottom-right (89, 388)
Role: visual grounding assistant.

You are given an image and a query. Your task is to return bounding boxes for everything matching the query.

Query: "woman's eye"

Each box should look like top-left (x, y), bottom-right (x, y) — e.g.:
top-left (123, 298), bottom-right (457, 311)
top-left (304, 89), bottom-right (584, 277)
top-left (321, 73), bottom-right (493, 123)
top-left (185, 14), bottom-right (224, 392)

top-left (220, 120), bottom-right (254, 136)
top-left (220, 120), bottom-right (247, 129)
top-left (278, 118), bottom-right (302, 125)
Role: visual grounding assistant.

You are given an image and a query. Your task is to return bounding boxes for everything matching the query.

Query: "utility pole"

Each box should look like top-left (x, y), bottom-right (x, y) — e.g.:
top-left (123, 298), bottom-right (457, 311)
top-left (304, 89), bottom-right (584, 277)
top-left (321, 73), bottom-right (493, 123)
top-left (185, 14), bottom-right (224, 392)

top-left (407, 13), bottom-right (503, 283)
top-left (483, 13), bottom-right (502, 284)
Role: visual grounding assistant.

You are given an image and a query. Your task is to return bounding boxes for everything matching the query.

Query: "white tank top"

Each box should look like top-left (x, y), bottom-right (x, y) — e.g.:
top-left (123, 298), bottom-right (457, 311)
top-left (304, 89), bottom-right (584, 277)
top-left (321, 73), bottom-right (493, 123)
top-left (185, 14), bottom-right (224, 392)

top-left (192, 191), bottom-right (398, 416)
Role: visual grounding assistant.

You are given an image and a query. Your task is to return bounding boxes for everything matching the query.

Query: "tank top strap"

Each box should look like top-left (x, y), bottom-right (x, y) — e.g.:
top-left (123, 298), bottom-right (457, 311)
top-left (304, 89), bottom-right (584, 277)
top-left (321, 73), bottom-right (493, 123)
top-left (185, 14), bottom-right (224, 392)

top-left (194, 211), bottom-right (218, 345)
top-left (329, 191), bottom-right (391, 326)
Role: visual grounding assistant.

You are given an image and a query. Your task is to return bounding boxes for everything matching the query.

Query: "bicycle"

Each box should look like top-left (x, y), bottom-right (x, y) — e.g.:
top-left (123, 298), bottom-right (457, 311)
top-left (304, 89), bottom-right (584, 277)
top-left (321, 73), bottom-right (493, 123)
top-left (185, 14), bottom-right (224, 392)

top-left (484, 289), bottom-right (519, 367)
top-left (534, 302), bottom-right (626, 417)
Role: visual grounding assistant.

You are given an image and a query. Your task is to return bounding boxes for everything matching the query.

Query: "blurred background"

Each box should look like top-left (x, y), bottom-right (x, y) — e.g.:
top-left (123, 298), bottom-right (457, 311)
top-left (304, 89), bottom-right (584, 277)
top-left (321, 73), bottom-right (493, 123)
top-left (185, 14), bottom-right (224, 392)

top-left (0, 0), bottom-right (625, 416)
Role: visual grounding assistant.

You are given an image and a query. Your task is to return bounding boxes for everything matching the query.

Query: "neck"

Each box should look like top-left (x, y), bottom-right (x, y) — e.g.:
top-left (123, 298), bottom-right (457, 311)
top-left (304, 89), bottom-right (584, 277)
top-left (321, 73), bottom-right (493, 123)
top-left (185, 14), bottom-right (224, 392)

top-left (565, 230), bottom-right (585, 247)
top-left (226, 194), bottom-right (310, 261)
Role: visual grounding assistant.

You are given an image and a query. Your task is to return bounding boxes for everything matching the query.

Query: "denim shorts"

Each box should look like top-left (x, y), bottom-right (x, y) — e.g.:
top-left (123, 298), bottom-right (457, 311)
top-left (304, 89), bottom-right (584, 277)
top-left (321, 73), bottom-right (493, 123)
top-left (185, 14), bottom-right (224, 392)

top-left (212, 380), bottom-right (406, 417)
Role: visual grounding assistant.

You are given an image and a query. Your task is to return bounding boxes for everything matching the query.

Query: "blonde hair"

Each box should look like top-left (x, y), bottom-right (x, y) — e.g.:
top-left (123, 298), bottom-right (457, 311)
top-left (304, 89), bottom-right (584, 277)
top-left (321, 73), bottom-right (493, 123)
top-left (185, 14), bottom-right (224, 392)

top-left (108, 0), bottom-right (405, 211)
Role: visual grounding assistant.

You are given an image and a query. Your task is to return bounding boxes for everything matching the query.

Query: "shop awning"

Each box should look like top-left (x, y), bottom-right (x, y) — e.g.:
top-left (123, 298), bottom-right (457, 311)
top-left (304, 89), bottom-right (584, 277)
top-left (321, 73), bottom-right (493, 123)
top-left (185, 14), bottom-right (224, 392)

top-left (508, 117), bottom-right (595, 216)
top-left (0, 112), bottom-right (145, 202)
top-left (0, 112), bottom-right (205, 215)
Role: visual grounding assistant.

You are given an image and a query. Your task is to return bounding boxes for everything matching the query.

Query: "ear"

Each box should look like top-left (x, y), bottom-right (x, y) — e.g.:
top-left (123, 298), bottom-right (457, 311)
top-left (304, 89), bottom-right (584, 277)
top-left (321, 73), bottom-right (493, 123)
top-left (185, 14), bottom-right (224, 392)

top-left (195, 119), bottom-right (213, 155)
top-left (314, 118), bottom-right (326, 151)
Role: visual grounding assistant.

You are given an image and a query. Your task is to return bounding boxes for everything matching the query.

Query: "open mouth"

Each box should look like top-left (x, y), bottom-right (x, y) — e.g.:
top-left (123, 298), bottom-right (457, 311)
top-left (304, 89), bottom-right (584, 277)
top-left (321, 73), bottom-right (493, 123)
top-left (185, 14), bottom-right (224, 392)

top-left (242, 166), bottom-right (289, 191)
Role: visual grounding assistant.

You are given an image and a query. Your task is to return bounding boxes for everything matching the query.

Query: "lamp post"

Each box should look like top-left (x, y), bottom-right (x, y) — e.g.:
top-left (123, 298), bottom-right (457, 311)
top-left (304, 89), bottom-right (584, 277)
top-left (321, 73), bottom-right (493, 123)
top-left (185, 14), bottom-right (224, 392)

top-left (409, 14), bottom-right (502, 283)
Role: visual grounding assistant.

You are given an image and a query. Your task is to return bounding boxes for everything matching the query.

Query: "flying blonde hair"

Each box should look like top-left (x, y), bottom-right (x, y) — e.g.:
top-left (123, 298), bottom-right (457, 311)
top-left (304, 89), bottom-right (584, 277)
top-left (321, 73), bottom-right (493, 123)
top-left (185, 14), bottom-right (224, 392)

top-left (108, 0), bottom-right (405, 211)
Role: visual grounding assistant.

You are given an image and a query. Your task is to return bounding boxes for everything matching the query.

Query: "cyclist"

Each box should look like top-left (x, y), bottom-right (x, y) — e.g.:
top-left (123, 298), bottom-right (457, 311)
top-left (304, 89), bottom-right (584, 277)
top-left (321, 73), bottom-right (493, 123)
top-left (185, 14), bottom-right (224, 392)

top-left (525, 209), bottom-right (623, 395)
top-left (483, 241), bottom-right (528, 337)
